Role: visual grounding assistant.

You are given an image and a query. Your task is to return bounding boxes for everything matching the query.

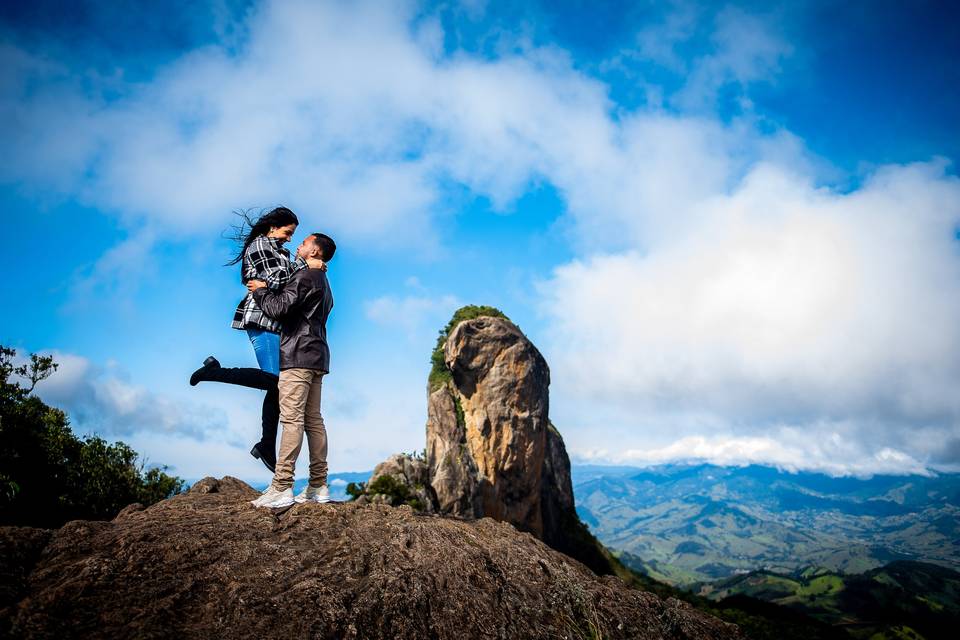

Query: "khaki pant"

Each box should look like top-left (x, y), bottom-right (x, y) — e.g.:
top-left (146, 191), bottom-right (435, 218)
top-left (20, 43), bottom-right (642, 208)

top-left (272, 368), bottom-right (327, 491)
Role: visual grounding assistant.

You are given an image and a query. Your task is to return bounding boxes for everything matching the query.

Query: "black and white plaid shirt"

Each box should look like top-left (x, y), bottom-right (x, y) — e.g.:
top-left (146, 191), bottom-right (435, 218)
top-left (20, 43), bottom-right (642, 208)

top-left (231, 236), bottom-right (306, 333)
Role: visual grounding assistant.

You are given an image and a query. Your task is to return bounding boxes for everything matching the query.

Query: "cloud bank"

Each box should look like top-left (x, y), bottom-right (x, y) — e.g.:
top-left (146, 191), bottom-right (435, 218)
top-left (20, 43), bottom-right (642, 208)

top-left (542, 160), bottom-right (960, 476)
top-left (1, 1), bottom-right (791, 248)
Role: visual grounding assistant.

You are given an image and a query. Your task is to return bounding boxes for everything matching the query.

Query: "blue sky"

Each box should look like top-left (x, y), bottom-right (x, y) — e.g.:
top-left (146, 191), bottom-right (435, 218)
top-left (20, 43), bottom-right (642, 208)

top-left (1, 0), bottom-right (959, 480)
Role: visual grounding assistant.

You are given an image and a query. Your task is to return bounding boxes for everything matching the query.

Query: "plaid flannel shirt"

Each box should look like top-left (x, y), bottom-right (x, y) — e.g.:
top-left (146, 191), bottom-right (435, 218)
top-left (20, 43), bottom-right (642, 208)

top-left (231, 236), bottom-right (306, 333)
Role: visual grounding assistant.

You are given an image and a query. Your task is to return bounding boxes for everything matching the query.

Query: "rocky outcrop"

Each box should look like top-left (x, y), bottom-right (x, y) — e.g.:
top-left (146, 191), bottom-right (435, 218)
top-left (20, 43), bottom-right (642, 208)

top-left (425, 383), bottom-right (480, 516)
top-left (353, 453), bottom-right (438, 512)
top-left (432, 317), bottom-right (553, 536)
top-left (414, 314), bottom-right (615, 575)
top-left (0, 477), bottom-right (741, 639)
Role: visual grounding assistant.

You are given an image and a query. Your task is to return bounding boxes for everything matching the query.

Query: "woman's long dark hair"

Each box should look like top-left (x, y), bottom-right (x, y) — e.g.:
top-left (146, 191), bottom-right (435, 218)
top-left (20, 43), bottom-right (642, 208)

top-left (225, 207), bottom-right (300, 266)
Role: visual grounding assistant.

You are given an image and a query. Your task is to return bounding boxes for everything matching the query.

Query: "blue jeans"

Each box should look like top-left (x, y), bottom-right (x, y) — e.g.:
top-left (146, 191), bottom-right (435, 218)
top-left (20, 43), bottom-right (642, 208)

top-left (247, 329), bottom-right (280, 376)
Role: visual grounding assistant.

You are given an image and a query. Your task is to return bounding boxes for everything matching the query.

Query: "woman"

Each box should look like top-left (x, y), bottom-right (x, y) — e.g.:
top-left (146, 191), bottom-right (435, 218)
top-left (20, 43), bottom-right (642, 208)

top-left (229, 206), bottom-right (303, 374)
top-left (190, 206), bottom-right (320, 472)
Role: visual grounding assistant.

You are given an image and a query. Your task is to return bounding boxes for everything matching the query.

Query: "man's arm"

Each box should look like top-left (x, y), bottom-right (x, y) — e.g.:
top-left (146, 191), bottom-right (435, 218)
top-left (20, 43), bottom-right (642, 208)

top-left (251, 274), bottom-right (305, 320)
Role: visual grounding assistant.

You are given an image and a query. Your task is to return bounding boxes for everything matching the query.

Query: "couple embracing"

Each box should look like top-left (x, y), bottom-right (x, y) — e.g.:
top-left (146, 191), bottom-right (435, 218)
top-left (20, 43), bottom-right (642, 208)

top-left (190, 207), bottom-right (336, 509)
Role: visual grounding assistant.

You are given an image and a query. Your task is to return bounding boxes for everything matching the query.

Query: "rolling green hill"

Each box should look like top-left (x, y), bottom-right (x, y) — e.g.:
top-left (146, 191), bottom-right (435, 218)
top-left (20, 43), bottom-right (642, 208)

top-left (693, 561), bottom-right (960, 640)
top-left (572, 464), bottom-right (960, 584)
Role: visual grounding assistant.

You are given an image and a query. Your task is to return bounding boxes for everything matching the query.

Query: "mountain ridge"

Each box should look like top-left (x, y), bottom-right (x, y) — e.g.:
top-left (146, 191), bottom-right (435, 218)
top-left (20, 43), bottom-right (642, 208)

top-left (572, 462), bottom-right (960, 584)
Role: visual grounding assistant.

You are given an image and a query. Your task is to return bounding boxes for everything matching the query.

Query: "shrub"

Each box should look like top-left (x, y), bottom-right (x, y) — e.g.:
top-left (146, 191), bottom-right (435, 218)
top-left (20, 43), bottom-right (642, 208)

top-left (0, 346), bottom-right (184, 527)
top-left (346, 474), bottom-right (424, 511)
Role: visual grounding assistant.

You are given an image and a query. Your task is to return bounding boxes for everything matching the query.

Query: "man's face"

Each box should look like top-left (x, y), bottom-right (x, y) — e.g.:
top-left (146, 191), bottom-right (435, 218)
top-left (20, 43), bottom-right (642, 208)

top-left (297, 236), bottom-right (319, 259)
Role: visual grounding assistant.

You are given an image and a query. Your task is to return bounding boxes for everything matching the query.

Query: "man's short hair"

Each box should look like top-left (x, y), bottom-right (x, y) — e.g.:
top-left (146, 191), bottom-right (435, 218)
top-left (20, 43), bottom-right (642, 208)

top-left (311, 233), bottom-right (336, 261)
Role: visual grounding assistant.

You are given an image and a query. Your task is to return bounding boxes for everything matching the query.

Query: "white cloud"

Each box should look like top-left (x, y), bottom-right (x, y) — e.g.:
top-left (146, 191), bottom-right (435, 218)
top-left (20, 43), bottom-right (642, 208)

top-left (0, 0), bottom-right (612, 249)
top-left (542, 159), bottom-right (960, 475)
top-left (35, 351), bottom-right (232, 442)
top-left (674, 6), bottom-right (793, 111)
top-left (0, 1), bottom-right (799, 257)
top-left (610, 3), bottom-right (792, 114)
top-left (572, 429), bottom-right (935, 478)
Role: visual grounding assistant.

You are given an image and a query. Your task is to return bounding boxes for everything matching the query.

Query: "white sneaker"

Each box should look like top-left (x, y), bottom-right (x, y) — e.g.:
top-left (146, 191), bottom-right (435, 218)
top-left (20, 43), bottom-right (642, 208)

top-left (294, 485), bottom-right (331, 504)
top-left (250, 486), bottom-right (294, 508)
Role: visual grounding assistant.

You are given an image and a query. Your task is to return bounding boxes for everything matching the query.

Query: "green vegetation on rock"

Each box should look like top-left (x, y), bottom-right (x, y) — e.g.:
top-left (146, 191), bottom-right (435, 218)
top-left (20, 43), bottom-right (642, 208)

top-left (0, 346), bottom-right (184, 528)
top-left (346, 474), bottom-right (425, 511)
top-left (452, 394), bottom-right (465, 429)
top-left (428, 305), bottom-right (511, 390)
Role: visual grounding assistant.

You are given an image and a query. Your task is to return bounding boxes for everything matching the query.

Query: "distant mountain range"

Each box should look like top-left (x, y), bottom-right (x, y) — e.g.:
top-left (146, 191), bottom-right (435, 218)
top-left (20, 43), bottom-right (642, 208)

top-left (570, 463), bottom-right (960, 585)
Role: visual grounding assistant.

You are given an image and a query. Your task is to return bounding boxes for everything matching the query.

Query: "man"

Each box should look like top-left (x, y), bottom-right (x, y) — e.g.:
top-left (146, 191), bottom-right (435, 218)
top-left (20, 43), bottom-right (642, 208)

top-left (246, 232), bottom-right (336, 508)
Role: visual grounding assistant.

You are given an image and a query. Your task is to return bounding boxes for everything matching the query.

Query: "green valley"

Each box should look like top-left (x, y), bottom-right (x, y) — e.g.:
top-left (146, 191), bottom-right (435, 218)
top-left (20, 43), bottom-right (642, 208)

top-left (693, 561), bottom-right (960, 640)
top-left (572, 464), bottom-right (960, 585)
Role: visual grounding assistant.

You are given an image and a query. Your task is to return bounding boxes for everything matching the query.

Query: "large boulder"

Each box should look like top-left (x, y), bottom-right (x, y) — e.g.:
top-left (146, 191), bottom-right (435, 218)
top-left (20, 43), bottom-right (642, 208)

top-left (430, 316), bottom-right (552, 536)
top-left (0, 479), bottom-right (742, 639)
top-left (423, 314), bottom-right (617, 575)
top-left (362, 312), bottom-right (617, 575)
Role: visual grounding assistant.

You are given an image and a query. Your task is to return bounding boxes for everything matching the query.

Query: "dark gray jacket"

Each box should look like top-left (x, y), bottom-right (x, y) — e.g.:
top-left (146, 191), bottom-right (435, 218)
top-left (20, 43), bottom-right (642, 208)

top-left (252, 267), bottom-right (334, 372)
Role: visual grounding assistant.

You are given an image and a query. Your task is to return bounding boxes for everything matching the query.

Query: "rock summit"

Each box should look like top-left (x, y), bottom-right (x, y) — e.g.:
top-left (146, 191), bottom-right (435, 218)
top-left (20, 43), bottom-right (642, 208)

top-left (0, 477), bottom-right (741, 639)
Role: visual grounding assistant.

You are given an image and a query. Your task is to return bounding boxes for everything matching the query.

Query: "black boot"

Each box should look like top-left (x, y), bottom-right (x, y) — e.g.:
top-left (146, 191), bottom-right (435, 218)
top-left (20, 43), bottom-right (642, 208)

top-left (250, 442), bottom-right (276, 473)
top-left (189, 356), bottom-right (221, 386)
top-left (255, 387), bottom-right (280, 470)
top-left (190, 362), bottom-right (278, 391)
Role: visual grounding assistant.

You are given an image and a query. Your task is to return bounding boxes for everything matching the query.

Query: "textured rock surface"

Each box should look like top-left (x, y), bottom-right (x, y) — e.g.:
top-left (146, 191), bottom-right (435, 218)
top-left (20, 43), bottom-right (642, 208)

top-left (0, 477), bottom-right (741, 640)
top-left (426, 383), bottom-right (480, 516)
top-left (449, 317), bottom-right (551, 535)
top-left (429, 317), bottom-right (552, 536)
top-left (363, 314), bottom-right (620, 576)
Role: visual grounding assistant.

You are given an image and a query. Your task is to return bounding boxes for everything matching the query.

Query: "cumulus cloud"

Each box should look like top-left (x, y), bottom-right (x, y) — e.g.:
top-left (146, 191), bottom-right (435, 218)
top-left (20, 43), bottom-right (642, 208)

top-left (541, 159), bottom-right (960, 475)
top-left (0, 1), bottom-right (801, 257)
top-left (0, 0), bottom-right (605, 249)
top-left (35, 351), bottom-right (231, 441)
